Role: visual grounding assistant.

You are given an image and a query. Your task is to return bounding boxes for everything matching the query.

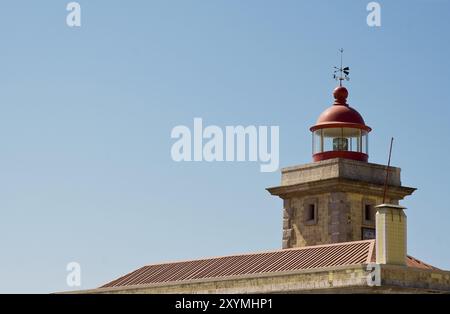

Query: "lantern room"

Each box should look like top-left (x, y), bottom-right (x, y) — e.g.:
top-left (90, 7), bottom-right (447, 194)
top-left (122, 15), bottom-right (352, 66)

top-left (310, 86), bottom-right (371, 162)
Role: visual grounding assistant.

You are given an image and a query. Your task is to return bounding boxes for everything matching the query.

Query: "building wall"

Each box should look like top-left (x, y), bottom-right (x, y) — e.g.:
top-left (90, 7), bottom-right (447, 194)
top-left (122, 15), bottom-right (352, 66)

top-left (283, 192), bottom-right (396, 248)
top-left (272, 158), bottom-right (412, 249)
top-left (72, 265), bottom-right (450, 294)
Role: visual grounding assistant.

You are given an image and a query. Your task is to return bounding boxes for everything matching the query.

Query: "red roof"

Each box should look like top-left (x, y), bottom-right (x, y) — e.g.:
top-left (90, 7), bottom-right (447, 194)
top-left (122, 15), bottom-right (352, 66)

top-left (310, 86), bottom-right (371, 132)
top-left (100, 240), bottom-right (437, 288)
top-left (316, 104), bottom-right (366, 125)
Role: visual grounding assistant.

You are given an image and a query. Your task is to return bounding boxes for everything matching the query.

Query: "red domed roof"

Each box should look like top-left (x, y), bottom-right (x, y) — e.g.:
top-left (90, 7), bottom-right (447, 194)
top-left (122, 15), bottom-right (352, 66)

top-left (310, 86), bottom-right (371, 132)
top-left (316, 104), bottom-right (365, 125)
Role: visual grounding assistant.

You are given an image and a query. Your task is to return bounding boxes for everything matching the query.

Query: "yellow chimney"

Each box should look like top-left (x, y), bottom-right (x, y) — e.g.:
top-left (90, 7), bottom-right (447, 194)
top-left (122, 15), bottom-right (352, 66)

top-left (375, 204), bottom-right (407, 265)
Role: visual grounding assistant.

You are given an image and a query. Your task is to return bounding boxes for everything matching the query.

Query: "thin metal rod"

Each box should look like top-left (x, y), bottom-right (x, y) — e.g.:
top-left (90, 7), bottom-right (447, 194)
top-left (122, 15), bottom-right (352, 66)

top-left (339, 48), bottom-right (343, 86)
top-left (382, 137), bottom-right (394, 204)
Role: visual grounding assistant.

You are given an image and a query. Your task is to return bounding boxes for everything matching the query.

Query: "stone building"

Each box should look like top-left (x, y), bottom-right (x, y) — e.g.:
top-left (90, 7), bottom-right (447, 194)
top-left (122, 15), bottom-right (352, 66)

top-left (73, 86), bottom-right (450, 294)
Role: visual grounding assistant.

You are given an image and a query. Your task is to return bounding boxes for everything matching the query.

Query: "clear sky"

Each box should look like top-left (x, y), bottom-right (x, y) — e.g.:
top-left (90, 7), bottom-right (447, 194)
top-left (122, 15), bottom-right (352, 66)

top-left (0, 0), bottom-right (449, 293)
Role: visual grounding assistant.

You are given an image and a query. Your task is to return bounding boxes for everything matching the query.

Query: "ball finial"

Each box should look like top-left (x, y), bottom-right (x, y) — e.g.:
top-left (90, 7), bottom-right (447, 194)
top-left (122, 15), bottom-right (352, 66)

top-left (333, 86), bottom-right (348, 105)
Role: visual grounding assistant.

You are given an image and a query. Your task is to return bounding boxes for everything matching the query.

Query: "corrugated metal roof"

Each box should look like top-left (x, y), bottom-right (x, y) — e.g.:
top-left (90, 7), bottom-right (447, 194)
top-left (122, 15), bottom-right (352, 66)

top-left (101, 240), bottom-right (436, 288)
top-left (405, 255), bottom-right (437, 270)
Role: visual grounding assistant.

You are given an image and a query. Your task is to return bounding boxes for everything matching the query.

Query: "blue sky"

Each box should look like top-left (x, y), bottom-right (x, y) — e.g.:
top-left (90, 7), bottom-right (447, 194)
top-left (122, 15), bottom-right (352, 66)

top-left (0, 0), bottom-right (449, 293)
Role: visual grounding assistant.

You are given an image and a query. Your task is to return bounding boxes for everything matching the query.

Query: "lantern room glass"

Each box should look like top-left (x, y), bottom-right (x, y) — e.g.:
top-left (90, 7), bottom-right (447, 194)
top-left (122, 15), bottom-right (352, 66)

top-left (312, 128), bottom-right (368, 154)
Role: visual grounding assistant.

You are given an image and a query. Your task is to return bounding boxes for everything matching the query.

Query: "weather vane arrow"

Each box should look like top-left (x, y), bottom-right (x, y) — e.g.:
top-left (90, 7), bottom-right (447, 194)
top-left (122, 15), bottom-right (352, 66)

top-left (333, 48), bottom-right (350, 86)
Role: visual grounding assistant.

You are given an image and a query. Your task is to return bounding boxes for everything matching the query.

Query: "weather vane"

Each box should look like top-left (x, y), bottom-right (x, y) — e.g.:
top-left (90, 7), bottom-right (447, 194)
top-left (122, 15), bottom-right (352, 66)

top-left (333, 48), bottom-right (350, 86)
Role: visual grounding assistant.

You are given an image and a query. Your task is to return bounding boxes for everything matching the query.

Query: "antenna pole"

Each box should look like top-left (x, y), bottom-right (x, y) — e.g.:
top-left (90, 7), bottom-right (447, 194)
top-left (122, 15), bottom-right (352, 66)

top-left (340, 48), bottom-right (343, 86)
top-left (382, 137), bottom-right (394, 204)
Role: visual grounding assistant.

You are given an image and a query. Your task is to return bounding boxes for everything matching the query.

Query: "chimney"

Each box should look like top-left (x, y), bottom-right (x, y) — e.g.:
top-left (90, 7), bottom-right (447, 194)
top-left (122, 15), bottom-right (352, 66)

top-left (375, 204), bottom-right (407, 265)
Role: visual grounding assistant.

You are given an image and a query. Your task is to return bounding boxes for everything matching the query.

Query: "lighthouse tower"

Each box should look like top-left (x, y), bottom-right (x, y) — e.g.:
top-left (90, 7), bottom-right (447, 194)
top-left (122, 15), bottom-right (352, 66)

top-left (267, 83), bottom-right (416, 249)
